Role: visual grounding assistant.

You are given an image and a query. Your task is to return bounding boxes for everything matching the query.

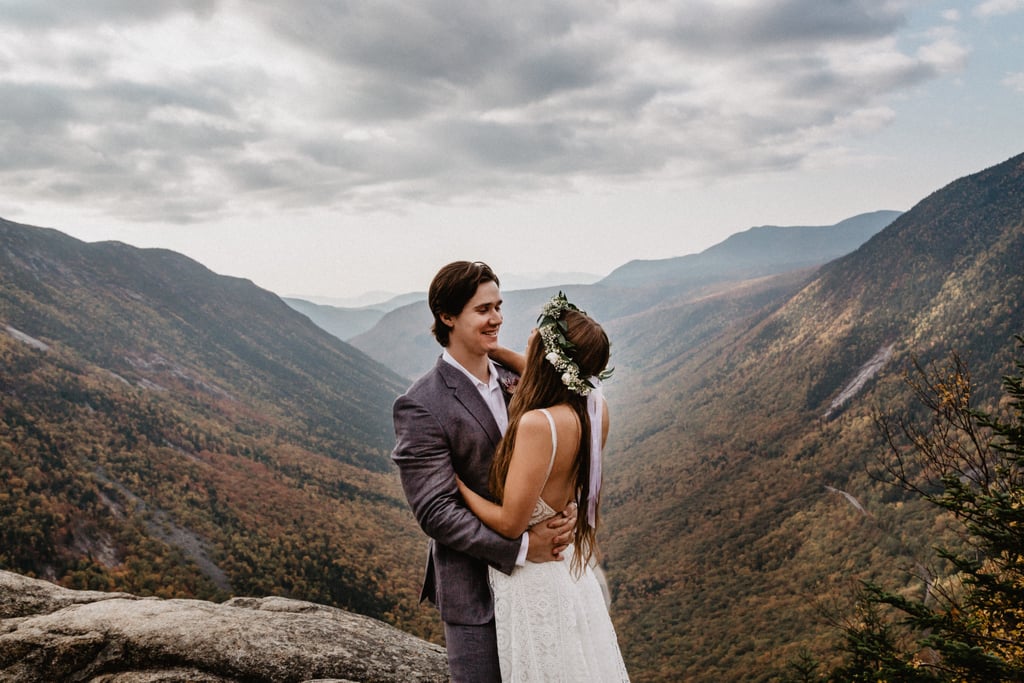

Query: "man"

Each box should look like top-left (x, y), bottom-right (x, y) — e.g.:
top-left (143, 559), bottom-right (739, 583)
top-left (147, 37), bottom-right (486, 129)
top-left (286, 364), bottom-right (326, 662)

top-left (392, 261), bottom-right (575, 682)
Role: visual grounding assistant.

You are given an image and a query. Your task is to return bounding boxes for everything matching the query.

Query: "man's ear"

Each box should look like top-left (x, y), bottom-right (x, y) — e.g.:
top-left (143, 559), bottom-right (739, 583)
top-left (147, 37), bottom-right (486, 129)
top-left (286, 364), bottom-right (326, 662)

top-left (439, 313), bottom-right (454, 327)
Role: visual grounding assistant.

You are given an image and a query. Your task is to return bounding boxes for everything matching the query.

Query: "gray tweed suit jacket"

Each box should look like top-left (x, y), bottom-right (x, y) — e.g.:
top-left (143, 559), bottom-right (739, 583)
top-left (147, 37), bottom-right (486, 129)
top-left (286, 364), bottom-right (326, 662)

top-left (391, 357), bottom-right (522, 625)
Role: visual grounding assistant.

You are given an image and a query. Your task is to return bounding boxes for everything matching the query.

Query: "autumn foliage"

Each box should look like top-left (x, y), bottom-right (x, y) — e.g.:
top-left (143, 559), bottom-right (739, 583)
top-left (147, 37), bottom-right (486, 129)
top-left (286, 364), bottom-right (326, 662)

top-left (825, 337), bottom-right (1024, 680)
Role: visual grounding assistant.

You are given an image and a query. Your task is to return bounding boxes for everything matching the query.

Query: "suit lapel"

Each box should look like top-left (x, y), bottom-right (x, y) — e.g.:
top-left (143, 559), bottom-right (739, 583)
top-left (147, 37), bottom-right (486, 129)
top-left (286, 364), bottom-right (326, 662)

top-left (437, 358), bottom-right (503, 447)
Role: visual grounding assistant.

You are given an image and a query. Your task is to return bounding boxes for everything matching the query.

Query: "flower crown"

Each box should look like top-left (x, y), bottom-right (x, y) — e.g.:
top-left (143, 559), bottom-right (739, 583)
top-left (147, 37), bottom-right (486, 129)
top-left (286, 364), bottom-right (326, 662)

top-left (537, 292), bottom-right (612, 396)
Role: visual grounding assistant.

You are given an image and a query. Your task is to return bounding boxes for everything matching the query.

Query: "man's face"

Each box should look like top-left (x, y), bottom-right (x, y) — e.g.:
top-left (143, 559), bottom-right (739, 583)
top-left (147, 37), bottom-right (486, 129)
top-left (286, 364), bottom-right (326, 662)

top-left (444, 280), bottom-right (503, 358)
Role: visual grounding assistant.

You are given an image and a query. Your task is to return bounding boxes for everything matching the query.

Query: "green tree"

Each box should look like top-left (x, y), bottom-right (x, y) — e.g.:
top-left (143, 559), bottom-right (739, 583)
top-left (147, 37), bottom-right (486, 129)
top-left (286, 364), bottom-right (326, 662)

top-left (779, 648), bottom-right (826, 682)
top-left (829, 336), bottom-right (1024, 681)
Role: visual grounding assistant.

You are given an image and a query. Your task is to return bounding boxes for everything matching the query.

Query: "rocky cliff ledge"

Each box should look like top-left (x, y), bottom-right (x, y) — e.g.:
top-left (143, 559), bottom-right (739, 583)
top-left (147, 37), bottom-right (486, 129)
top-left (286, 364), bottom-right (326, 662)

top-left (0, 570), bottom-right (448, 682)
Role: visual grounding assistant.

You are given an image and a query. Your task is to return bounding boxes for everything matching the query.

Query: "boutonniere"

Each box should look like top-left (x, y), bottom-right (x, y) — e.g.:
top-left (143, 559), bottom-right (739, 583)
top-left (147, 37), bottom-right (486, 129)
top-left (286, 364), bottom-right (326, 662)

top-left (501, 375), bottom-right (519, 395)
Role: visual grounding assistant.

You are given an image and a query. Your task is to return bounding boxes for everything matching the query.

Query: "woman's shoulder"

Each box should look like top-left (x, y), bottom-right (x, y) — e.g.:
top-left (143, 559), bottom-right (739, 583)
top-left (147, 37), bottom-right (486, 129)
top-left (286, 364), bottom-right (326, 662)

top-left (524, 404), bottom-right (580, 436)
top-left (522, 403), bottom-right (574, 419)
top-left (519, 407), bottom-right (556, 430)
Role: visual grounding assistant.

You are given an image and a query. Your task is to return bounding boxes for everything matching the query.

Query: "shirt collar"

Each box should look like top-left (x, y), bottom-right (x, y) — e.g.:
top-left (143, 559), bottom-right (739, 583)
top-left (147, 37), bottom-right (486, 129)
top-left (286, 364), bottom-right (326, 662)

top-left (442, 349), bottom-right (501, 391)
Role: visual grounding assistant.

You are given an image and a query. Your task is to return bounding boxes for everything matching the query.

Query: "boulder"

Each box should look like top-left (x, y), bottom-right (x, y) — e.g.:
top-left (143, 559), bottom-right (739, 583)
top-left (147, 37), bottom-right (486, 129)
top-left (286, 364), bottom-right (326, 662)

top-left (0, 570), bottom-right (447, 682)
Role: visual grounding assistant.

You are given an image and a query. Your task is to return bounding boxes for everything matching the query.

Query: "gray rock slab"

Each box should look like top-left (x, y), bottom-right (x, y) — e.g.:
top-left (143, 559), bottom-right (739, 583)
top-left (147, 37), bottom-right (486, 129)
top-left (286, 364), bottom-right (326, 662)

top-left (0, 570), bottom-right (447, 682)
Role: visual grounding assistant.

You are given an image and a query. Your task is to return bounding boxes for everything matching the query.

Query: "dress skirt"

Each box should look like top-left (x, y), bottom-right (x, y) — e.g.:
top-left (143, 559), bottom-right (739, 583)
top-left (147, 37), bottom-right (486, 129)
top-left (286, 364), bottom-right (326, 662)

top-left (488, 544), bottom-right (630, 682)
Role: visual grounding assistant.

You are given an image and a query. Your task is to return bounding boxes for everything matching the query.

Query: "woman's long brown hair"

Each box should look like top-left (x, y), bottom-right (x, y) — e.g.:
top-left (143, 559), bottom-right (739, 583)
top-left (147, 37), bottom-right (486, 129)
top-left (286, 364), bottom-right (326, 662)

top-left (490, 309), bottom-right (610, 576)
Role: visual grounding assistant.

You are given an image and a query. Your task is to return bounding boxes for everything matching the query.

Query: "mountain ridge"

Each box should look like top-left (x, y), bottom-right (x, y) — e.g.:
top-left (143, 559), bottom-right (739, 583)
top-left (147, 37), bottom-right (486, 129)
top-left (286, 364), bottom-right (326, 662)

top-left (599, 152), bottom-right (1024, 680)
top-left (1, 217), bottom-right (403, 458)
top-left (0, 219), bottom-right (439, 639)
top-left (601, 209), bottom-right (900, 287)
top-left (349, 210), bottom-right (900, 381)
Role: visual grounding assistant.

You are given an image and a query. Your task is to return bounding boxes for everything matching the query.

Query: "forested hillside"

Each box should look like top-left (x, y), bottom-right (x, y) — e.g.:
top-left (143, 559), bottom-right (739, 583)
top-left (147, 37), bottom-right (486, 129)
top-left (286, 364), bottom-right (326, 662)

top-left (0, 221), bottom-right (439, 639)
top-left (599, 153), bottom-right (1024, 680)
top-left (1, 152), bottom-right (1020, 681)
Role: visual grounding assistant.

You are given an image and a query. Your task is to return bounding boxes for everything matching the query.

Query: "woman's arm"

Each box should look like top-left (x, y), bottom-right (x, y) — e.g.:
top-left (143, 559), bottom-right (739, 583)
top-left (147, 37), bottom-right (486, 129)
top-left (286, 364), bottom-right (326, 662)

top-left (489, 344), bottom-right (526, 375)
top-left (456, 410), bottom-right (553, 538)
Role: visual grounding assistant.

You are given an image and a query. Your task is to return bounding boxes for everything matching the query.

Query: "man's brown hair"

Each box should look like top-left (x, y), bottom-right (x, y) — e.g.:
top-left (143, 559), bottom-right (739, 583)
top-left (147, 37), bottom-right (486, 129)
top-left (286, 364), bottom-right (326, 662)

top-left (428, 261), bottom-right (500, 347)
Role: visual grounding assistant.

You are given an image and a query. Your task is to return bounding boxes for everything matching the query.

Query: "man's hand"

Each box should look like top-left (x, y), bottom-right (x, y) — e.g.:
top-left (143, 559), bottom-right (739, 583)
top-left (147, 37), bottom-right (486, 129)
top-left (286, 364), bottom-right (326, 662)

top-left (526, 502), bottom-right (577, 563)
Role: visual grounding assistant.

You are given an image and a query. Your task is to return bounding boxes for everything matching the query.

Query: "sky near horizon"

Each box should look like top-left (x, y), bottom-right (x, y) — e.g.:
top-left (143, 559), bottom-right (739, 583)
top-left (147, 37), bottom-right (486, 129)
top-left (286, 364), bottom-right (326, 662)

top-left (1, 1), bottom-right (1022, 302)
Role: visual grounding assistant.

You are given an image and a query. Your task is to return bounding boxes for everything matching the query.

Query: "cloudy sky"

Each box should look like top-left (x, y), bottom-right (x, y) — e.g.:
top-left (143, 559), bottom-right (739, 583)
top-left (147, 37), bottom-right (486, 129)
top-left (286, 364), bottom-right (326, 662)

top-left (1, 1), bottom-right (1021, 302)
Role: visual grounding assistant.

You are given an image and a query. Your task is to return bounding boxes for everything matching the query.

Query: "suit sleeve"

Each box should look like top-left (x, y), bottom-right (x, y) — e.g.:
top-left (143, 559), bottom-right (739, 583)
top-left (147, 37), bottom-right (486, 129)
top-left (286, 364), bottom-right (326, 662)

top-left (392, 393), bottom-right (521, 575)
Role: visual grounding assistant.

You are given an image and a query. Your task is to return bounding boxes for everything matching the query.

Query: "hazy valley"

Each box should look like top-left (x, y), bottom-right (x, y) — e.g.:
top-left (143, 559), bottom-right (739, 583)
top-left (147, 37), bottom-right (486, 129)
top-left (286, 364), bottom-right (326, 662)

top-left (2, 152), bottom-right (1023, 681)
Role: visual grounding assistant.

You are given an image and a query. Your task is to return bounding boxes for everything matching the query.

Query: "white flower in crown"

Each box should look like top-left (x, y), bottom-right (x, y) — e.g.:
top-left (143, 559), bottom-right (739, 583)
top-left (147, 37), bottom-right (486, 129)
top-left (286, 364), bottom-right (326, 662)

top-left (536, 291), bottom-right (599, 396)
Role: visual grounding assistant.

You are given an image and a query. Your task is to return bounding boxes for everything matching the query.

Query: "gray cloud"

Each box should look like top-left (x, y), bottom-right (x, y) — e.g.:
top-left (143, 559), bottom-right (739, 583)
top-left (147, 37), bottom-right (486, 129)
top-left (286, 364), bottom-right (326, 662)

top-left (258, 1), bottom-right (591, 86)
top-left (0, 1), bottom-right (218, 29)
top-left (0, 0), bottom-right (968, 223)
top-left (655, 0), bottom-right (907, 51)
top-left (323, 76), bottom-right (453, 122)
top-left (0, 83), bottom-right (76, 134)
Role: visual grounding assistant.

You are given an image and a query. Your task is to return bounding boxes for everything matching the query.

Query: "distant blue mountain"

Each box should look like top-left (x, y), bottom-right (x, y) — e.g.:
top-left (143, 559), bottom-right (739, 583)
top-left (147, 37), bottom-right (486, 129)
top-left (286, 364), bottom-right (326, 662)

top-left (350, 210), bottom-right (902, 380)
top-left (601, 210), bottom-right (901, 287)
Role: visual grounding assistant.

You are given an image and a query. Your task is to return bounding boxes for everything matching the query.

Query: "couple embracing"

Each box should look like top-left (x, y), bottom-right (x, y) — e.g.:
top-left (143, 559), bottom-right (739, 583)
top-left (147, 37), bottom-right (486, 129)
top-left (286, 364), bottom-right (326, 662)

top-left (392, 261), bottom-right (629, 682)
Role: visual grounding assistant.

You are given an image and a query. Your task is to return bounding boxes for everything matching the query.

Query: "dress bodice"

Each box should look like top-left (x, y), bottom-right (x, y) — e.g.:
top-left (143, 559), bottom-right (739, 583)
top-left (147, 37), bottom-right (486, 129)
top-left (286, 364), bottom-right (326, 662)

top-left (529, 497), bottom-right (559, 527)
top-left (528, 408), bottom-right (561, 527)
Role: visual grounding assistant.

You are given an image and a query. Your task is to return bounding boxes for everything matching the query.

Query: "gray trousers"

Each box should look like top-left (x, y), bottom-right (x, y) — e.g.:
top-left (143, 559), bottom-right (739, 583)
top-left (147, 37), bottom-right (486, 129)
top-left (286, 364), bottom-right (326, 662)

top-left (444, 619), bottom-right (501, 683)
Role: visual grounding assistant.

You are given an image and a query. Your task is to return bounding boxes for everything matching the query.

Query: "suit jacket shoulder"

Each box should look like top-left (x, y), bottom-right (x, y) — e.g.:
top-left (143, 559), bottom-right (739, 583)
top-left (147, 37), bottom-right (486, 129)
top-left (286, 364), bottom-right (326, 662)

top-left (400, 357), bottom-right (502, 448)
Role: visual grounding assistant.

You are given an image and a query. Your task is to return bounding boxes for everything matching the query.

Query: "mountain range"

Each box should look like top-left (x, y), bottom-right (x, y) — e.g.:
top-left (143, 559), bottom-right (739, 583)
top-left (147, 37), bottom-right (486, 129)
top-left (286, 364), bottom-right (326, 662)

top-left (347, 209), bottom-right (900, 380)
top-left (1, 151), bottom-right (1022, 681)
top-left (0, 222), bottom-right (441, 639)
top-left (602, 209), bottom-right (901, 287)
top-left (284, 269), bottom-right (604, 343)
top-left (599, 152), bottom-right (1023, 680)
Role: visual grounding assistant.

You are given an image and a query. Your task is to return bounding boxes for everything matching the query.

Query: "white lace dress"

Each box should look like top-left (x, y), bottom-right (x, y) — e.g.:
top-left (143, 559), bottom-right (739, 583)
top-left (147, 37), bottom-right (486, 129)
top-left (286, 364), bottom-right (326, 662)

top-left (488, 409), bottom-right (630, 682)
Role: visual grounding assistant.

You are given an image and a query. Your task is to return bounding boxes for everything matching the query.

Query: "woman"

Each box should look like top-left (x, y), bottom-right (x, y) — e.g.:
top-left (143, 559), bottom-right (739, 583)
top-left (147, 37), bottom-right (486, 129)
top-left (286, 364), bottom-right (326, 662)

top-left (457, 292), bottom-right (629, 682)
